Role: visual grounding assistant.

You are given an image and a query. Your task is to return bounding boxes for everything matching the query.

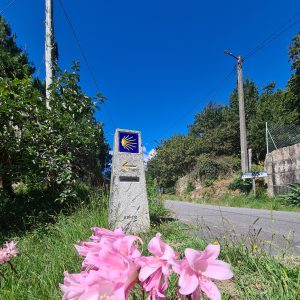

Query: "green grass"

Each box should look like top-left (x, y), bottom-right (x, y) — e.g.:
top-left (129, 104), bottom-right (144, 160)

top-left (0, 192), bottom-right (108, 300)
top-left (141, 222), bottom-right (300, 300)
top-left (160, 192), bottom-right (300, 212)
top-left (0, 193), bottom-right (299, 299)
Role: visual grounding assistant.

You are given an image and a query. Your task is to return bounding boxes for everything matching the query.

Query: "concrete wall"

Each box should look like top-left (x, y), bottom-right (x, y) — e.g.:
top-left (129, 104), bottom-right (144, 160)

top-left (265, 143), bottom-right (300, 196)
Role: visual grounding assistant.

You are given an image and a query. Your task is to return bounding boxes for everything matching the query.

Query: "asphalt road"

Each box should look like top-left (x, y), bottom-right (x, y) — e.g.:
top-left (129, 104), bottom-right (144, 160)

top-left (164, 200), bottom-right (300, 255)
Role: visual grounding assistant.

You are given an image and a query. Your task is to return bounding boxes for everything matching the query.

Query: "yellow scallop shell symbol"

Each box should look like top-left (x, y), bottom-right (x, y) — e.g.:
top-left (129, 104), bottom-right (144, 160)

top-left (121, 135), bottom-right (137, 150)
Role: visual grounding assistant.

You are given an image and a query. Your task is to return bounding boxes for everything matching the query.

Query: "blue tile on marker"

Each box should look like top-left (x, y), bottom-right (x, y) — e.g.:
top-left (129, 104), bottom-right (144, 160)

top-left (119, 132), bottom-right (139, 153)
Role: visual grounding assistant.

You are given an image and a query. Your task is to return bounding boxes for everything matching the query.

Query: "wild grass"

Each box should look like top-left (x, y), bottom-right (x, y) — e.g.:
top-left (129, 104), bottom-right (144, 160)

top-left (160, 192), bottom-right (300, 212)
top-left (0, 193), bottom-right (299, 299)
top-left (0, 192), bottom-right (108, 300)
top-left (140, 222), bottom-right (300, 300)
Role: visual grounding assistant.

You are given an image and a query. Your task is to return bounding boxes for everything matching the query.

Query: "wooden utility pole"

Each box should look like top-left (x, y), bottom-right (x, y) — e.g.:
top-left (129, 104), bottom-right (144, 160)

top-left (237, 56), bottom-right (249, 172)
top-left (224, 50), bottom-right (249, 173)
top-left (45, 0), bottom-right (54, 110)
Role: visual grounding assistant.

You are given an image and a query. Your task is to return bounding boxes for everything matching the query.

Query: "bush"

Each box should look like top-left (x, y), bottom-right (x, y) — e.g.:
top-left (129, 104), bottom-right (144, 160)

top-left (0, 182), bottom-right (96, 236)
top-left (228, 173), bottom-right (252, 193)
top-left (279, 182), bottom-right (300, 207)
top-left (185, 180), bottom-right (195, 193)
top-left (192, 154), bottom-right (227, 181)
top-left (147, 177), bottom-right (171, 224)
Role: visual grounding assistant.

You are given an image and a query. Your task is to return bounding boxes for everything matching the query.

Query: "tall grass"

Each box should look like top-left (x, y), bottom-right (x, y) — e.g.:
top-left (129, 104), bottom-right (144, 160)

top-left (0, 192), bottom-right (108, 300)
top-left (0, 192), bottom-right (299, 299)
top-left (141, 222), bottom-right (300, 300)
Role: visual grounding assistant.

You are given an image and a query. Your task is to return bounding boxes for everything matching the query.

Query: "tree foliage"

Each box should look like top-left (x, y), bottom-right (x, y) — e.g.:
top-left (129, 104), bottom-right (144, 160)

top-left (0, 16), bottom-right (110, 232)
top-left (148, 30), bottom-right (300, 190)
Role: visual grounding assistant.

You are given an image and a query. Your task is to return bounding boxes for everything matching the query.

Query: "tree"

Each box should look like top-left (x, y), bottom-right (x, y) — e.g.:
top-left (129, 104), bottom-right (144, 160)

top-left (0, 16), bottom-right (110, 201)
top-left (147, 135), bottom-right (199, 190)
top-left (0, 16), bottom-right (38, 194)
top-left (287, 30), bottom-right (300, 120)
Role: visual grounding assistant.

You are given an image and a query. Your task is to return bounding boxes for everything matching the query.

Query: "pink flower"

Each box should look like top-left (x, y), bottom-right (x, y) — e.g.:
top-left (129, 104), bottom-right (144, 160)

top-left (172, 244), bottom-right (233, 300)
top-left (60, 271), bottom-right (118, 300)
top-left (0, 248), bottom-right (9, 265)
top-left (4, 241), bottom-right (19, 257)
top-left (0, 241), bottom-right (18, 265)
top-left (136, 233), bottom-right (179, 299)
top-left (61, 228), bottom-right (141, 300)
top-left (90, 227), bottom-right (125, 244)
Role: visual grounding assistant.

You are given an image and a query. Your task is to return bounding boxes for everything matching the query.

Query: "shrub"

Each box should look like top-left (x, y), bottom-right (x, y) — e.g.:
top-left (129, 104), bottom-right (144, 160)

top-left (185, 180), bottom-right (195, 193)
top-left (279, 182), bottom-right (300, 207)
top-left (228, 173), bottom-right (252, 193)
top-left (192, 154), bottom-right (227, 181)
top-left (147, 177), bottom-right (170, 224)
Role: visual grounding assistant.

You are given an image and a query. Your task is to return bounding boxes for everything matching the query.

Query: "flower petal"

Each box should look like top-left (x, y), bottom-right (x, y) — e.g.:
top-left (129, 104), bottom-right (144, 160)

top-left (202, 260), bottom-right (233, 280)
top-left (148, 233), bottom-right (163, 257)
top-left (185, 248), bottom-right (207, 271)
top-left (178, 269), bottom-right (199, 295)
top-left (200, 279), bottom-right (221, 300)
top-left (139, 263), bottom-right (161, 282)
top-left (201, 244), bottom-right (220, 261)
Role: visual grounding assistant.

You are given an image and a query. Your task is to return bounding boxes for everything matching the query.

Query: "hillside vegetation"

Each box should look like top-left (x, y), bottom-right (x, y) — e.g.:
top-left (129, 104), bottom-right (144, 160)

top-left (0, 16), bottom-right (110, 236)
top-left (147, 30), bottom-right (300, 195)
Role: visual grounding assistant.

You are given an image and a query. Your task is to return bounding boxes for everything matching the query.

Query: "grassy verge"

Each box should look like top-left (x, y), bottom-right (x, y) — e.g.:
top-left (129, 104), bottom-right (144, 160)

top-left (0, 194), bottom-right (299, 299)
top-left (0, 192), bottom-right (108, 300)
top-left (160, 193), bottom-right (300, 212)
top-left (141, 222), bottom-right (300, 299)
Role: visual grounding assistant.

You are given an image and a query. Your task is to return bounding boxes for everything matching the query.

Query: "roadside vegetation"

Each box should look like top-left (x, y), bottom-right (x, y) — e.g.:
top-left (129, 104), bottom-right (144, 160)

top-left (0, 15), bottom-right (110, 238)
top-left (0, 192), bottom-right (299, 299)
top-left (0, 13), bottom-right (299, 300)
top-left (147, 29), bottom-right (300, 208)
top-left (160, 192), bottom-right (300, 213)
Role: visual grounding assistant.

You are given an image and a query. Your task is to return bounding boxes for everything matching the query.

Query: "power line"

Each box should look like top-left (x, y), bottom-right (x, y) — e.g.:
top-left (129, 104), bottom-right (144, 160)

top-left (244, 12), bottom-right (300, 61)
top-left (158, 65), bottom-right (236, 138)
top-left (57, 0), bottom-right (117, 128)
top-left (57, 0), bottom-right (99, 90)
top-left (35, 54), bottom-right (45, 77)
top-left (0, 0), bottom-right (17, 15)
top-left (152, 12), bottom-right (300, 146)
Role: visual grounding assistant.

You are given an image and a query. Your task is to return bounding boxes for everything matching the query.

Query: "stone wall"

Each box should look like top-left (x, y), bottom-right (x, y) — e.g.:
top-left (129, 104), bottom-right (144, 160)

top-left (265, 143), bottom-right (300, 196)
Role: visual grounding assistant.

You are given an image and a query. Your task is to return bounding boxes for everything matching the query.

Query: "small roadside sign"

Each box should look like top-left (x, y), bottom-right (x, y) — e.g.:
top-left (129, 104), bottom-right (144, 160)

top-left (242, 171), bottom-right (268, 179)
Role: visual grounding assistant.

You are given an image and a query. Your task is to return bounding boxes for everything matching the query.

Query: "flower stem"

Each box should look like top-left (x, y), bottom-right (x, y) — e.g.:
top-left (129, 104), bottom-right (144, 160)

top-left (0, 271), bottom-right (6, 280)
top-left (7, 261), bottom-right (17, 275)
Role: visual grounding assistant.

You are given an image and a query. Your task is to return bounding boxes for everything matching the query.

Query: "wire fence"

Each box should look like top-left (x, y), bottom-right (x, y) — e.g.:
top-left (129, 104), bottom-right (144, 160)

top-left (266, 122), bottom-right (300, 153)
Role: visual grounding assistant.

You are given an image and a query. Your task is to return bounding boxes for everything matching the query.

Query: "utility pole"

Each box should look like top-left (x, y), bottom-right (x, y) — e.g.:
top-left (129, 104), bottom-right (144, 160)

top-left (224, 50), bottom-right (249, 173)
top-left (45, 0), bottom-right (54, 110)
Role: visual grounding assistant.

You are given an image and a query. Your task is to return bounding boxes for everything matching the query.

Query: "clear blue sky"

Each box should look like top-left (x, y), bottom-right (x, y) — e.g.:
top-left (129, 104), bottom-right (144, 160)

top-left (2, 0), bottom-right (300, 153)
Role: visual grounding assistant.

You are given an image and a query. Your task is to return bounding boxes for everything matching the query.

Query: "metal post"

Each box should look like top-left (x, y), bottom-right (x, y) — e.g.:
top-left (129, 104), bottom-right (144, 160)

top-left (45, 0), bottom-right (54, 110)
top-left (266, 122), bottom-right (269, 154)
top-left (248, 148), bottom-right (256, 196)
top-left (237, 56), bottom-right (249, 173)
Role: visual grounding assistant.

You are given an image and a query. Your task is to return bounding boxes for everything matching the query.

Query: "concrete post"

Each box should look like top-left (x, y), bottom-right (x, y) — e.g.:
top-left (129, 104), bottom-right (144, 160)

top-left (109, 129), bottom-right (150, 233)
top-left (237, 56), bottom-right (249, 173)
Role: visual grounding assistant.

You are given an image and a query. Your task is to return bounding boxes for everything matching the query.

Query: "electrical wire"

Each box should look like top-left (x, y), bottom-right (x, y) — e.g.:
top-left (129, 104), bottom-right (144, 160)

top-left (150, 11), bottom-right (300, 146)
top-left (0, 0), bottom-right (17, 15)
top-left (57, 0), bottom-right (117, 128)
top-left (244, 12), bottom-right (300, 60)
top-left (35, 54), bottom-right (45, 77)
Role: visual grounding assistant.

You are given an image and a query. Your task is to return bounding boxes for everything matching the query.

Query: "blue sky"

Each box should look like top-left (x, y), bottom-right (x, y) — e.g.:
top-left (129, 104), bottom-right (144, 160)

top-left (2, 0), bottom-right (300, 154)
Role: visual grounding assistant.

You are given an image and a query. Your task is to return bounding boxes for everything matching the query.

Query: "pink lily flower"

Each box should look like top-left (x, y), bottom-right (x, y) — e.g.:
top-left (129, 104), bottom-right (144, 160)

top-left (0, 248), bottom-right (9, 265)
top-left (172, 244), bottom-right (233, 300)
top-left (90, 227), bottom-right (125, 244)
top-left (136, 233), bottom-right (179, 299)
top-left (60, 271), bottom-right (118, 300)
top-left (4, 241), bottom-right (19, 257)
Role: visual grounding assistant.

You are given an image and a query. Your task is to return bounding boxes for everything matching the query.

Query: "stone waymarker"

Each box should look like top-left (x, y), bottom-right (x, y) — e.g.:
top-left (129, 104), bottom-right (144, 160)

top-left (109, 129), bottom-right (150, 233)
